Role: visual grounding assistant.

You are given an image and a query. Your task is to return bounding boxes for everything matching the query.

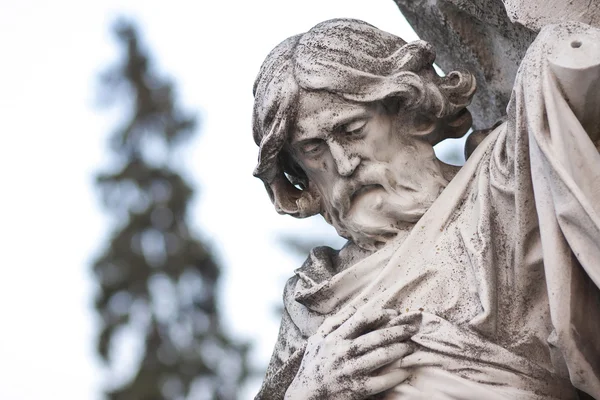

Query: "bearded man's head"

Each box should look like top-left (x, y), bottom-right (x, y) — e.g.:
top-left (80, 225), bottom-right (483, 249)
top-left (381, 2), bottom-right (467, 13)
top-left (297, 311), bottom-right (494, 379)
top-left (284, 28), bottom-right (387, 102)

top-left (252, 18), bottom-right (476, 250)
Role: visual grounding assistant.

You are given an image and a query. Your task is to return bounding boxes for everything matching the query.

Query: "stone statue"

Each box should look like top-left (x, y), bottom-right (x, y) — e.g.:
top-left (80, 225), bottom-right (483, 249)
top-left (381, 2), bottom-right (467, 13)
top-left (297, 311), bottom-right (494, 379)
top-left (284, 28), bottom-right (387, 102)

top-left (251, 17), bottom-right (600, 400)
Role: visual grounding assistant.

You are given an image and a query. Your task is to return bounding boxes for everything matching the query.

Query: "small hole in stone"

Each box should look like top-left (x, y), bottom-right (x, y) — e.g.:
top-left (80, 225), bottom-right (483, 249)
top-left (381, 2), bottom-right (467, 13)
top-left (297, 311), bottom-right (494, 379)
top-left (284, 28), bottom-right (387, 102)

top-left (571, 40), bottom-right (582, 48)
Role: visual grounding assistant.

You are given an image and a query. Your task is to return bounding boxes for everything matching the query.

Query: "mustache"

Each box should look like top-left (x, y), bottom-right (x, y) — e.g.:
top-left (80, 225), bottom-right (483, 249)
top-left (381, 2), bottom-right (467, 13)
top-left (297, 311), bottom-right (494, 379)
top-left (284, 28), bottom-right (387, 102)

top-left (328, 163), bottom-right (449, 220)
top-left (332, 179), bottom-right (382, 217)
top-left (329, 170), bottom-right (420, 217)
top-left (321, 163), bottom-right (449, 251)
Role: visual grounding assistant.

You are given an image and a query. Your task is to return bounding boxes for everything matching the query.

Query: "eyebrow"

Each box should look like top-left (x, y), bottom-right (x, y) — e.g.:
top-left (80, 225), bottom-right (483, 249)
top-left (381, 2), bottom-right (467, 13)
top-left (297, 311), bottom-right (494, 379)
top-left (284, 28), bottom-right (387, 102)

top-left (290, 110), bottom-right (371, 145)
top-left (290, 138), bottom-right (322, 153)
top-left (331, 111), bottom-right (371, 132)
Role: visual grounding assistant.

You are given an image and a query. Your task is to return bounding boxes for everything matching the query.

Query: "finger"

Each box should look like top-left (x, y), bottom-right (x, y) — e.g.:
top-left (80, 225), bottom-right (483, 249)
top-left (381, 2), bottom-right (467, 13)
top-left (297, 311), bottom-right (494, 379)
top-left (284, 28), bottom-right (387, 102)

top-left (382, 311), bottom-right (422, 328)
top-left (349, 325), bottom-right (417, 356)
top-left (362, 368), bottom-right (411, 396)
top-left (333, 308), bottom-right (399, 340)
top-left (353, 342), bottom-right (417, 373)
top-left (317, 306), bottom-right (357, 337)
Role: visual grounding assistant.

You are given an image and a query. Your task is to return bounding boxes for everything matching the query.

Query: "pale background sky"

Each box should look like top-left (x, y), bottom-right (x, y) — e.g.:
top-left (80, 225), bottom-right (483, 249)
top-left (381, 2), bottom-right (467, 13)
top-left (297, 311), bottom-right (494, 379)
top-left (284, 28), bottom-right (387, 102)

top-left (0, 1), bottom-right (462, 398)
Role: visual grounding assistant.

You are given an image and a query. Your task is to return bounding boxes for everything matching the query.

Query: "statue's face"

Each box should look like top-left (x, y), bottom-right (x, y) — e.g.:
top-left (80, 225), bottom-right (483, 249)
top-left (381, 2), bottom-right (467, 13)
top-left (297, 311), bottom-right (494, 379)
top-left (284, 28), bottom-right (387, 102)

top-left (288, 90), bottom-right (450, 249)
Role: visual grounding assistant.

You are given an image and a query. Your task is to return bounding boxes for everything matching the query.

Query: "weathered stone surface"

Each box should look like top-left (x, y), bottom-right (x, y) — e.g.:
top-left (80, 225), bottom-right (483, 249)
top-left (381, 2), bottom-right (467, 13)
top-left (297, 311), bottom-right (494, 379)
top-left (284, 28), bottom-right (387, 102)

top-left (393, 0), bottom-right (600, 130)
top-left (253, 18), bottom-right (600, 399)
top-left (505, 0), bottom-right (600, 31)
top-left (393, 0), bottom-right (537, 129)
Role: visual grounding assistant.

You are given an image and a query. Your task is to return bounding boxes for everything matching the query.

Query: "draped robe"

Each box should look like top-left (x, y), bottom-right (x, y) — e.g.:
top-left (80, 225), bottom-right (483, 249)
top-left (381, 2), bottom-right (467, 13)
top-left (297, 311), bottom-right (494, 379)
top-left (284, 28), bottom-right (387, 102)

top-left (256, 22), bottom-right (600, 400)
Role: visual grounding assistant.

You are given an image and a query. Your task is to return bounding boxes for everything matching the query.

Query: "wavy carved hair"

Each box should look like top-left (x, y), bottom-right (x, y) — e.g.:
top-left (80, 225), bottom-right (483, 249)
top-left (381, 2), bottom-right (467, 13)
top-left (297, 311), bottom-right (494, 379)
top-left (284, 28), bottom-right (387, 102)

top-left (252, 18), bottom-right (476, 218)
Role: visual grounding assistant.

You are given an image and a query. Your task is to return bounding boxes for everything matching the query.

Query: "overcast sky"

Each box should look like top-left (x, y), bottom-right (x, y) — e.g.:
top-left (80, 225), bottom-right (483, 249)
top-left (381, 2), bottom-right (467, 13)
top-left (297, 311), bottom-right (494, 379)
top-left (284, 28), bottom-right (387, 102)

top-left (0, 1), bottom-right (463, 398)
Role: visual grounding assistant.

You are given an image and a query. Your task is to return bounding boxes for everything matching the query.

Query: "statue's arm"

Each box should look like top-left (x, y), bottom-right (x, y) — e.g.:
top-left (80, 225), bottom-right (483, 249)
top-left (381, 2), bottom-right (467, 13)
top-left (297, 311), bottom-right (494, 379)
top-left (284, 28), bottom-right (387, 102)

top-left (255, 278), bottom-right (308, 400)
top-left (547, 27), bottom-right (600, 145)
top-left (521, 22), bottom-right (600, 397)
top-left (494, 22), bottom-right (600, 175)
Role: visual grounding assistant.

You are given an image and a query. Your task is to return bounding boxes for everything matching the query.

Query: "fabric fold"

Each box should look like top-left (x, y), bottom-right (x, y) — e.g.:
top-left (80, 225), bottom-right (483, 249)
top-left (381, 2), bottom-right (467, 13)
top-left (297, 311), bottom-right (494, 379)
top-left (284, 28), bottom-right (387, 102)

top-left (257, 22), bottom-right (600, 400)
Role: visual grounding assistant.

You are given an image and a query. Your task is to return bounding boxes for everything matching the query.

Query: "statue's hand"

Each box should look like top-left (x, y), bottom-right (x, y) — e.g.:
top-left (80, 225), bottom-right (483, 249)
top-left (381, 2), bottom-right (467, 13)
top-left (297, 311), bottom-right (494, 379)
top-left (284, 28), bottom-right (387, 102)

top-left (285, 309), bottom-right (417, 400)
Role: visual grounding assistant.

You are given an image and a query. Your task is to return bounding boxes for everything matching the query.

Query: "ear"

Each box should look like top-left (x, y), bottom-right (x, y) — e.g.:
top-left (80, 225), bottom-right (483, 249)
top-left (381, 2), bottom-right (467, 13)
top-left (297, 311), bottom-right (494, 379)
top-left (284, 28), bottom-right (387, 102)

top-left (269, 174), bottom-right (321, 218)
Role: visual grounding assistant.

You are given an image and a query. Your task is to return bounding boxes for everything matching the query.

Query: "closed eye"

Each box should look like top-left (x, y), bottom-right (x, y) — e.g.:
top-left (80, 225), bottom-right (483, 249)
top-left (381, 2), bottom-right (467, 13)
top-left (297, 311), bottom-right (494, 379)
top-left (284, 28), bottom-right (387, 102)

top-left (297, 139), bottom-right (325, 157)
top-left (342, 119), bottom-right (367, 137)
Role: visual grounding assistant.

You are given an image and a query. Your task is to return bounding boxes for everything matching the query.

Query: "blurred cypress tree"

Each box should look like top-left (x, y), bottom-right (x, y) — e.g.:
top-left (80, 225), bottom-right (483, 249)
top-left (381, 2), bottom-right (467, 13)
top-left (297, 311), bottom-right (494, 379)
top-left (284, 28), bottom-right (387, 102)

top-left (92, 19), bottom-right (249, 400)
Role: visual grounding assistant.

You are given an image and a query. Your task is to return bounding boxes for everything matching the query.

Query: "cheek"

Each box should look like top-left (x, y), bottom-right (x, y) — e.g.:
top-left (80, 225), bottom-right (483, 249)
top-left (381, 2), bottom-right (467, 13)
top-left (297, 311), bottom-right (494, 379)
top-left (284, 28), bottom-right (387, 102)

top-left (368, 119), bottom-right (397, 158)
top-left (302, 160), bottom-right (336, 194)
top-left (321, 160), bottom-right (329, 172)
top-left (301, 157), bottom-right (329, 175)
top-left (299, 147), bottom-right (335, 173)
top-left (391, 141), bottom-right (437, 176)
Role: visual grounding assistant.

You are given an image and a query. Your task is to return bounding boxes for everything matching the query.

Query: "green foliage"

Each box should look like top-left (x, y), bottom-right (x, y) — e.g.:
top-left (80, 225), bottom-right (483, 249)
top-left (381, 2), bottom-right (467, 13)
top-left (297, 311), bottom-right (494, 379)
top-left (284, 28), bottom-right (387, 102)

top-left (92, 20), bottom-right (249, 400)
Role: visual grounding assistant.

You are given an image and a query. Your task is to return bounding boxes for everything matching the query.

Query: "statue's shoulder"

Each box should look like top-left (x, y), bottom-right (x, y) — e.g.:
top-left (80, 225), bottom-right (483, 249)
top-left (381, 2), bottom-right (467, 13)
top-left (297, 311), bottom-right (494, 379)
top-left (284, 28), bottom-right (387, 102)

top-left (280, 241), bottom-right (370, 338)
top-left (286, 245), bottom-right (341, 297)
top-left (289, 241), bottom-right (370, 292)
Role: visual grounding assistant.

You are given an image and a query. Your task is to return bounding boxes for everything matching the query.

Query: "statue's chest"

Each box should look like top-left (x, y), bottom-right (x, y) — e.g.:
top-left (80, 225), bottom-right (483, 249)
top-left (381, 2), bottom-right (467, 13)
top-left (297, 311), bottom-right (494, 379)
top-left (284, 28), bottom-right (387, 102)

top-left (383, 224), bottom-right (484, 325)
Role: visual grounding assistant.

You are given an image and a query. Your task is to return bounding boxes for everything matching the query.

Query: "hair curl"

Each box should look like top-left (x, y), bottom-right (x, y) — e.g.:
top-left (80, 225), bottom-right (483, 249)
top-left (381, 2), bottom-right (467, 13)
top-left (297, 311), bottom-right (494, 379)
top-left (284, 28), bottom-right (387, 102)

top-left (252, 18), bottom-right (476, 218)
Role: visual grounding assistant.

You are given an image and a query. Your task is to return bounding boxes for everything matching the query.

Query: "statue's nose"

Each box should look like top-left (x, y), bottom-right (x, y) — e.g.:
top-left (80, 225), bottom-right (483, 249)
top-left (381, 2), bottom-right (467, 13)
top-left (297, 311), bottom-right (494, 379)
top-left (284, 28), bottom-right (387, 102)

top-left (329, 141), bottom-right (360, 177)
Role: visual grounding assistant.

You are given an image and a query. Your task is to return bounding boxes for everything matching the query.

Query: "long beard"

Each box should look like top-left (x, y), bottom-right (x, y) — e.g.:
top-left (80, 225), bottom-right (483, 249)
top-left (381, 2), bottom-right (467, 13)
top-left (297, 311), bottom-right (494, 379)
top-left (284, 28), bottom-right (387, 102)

top-left (322, 160), bottom-right (448, 251)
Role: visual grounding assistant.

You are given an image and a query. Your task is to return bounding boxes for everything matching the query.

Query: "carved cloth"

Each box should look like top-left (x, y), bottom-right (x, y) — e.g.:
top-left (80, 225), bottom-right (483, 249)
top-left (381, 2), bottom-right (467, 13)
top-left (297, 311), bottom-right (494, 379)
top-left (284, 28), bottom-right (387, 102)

top-left (256, 23), bottom-right (600, 400)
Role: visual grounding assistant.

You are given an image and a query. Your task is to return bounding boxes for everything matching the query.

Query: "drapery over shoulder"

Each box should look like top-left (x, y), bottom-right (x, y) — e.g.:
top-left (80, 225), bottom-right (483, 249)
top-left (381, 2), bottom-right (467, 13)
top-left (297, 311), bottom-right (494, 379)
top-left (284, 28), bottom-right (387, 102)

top-left (520, 22), bottom-right (600, 395)
top-left (256, 23), bottom-right (600, 400)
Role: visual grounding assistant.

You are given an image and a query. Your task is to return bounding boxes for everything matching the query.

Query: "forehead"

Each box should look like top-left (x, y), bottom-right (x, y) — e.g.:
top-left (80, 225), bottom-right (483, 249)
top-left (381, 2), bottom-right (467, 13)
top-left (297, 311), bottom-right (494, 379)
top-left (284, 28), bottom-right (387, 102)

top-left (291, 90), bottom-right (371, 142)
